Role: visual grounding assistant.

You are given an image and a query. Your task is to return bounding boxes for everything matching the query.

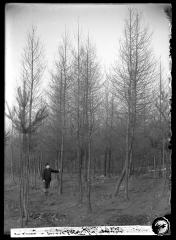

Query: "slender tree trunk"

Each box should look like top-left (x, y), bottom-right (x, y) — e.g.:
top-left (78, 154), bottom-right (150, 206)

top-left (10, 140), bottom-right (15, 183)
top-left (24, 154), bottom-right (29, 225)
top-left (76, 22), bottom-right (83, 205)
top-left (128, 149), bottom-right (133, 178)
top-left (114, 166), bottom-right (126, 196)
top-left (56, 149), bottom-right (60, 182)
top-left (162, 137), bottom-right (165, 178)
top-left (19, 152), bottom-right (24, 227)
top-left (40, 151), bottom-right (43, 175)
top-left (28, 37), bottom-right (34, 190)
top-left (34, 155), bottom-right (37, 189)
top-left (154, 155), bottom-right (156, 178)
top-left (83, 148), bottom-right (87, 182)
top-left (124, 118), bottom-right (130, 200)
top-left (30, 155), bottom-right (33, 186)
top-left (30, 155), bottom-right (33, 187)
top-left (19, 133), bottom-right (29, 227)
top-left (10, 124), bottom-right (16, 184)
top-left (38, 153), bottom-right (41, 177)
top-left (93, 157), bottom-right (96, 178)
top-left (104, 148), bottom-right (107, 176)
top-left (59, 30), bottom-right (67, 195)
top-left (74, 150), bottom-right (77, 175)
top-left (114, 115), bottom-right (130, 198)
top-left (86, 136), bottom-right (92, 213)
top-left (78, 144), bottom-right (83, 204)
top-left (108, 148), bottom-right (111, 177)
top-left (124, 9), bottom-right (132, 201)
top-left (59, 134), bottom-right (64, 194)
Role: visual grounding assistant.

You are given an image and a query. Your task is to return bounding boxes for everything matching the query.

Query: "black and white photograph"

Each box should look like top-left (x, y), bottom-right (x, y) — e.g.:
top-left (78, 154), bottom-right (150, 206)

top-left (5, 3), bottom-right (171, 236)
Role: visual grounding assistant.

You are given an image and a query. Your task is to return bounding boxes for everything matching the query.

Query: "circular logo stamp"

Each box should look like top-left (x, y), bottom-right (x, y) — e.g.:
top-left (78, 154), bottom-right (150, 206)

top-left (152, 217), bottom-right (170, 235)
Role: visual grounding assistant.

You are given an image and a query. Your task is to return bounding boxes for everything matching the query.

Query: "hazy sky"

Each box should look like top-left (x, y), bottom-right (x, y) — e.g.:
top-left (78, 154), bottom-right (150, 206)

top-left (5, 3), bottom-right (171, 113)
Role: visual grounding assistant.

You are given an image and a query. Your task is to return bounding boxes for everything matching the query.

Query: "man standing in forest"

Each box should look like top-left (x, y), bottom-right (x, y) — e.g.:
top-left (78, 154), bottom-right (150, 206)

top-left (42, 163), bottom-right (60, 197)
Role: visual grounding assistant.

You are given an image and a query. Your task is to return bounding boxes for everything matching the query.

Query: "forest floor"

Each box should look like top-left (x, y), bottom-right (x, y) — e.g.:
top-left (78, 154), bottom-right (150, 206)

top-left (4, 172), bottom-right (171, 234)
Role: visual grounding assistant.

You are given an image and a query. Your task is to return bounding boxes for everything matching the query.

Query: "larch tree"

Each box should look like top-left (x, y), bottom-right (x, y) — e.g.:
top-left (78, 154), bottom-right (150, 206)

top-left (22, 26), bottom-right (45, 158)
top-left (71, 23), bottom-right (85, 204)
top-left (6, 78), bottom-right (47, 227)
top-left (103, 76), bottom-right (115, 177)
top-left (82, 35), bottom-right (101, 212)
top-left (6, 26), bottom-right (47, 226)
top-left (112, 8), bottom-right (156, 199)
top-left (71, 27), bottom-right (101, 208)
top-left (48, 30), bottom-right (71, 194)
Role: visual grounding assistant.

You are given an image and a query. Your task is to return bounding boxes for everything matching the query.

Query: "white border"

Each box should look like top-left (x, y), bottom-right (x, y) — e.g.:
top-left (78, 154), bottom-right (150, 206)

top-left (11, 226), bottom-right (155, 237)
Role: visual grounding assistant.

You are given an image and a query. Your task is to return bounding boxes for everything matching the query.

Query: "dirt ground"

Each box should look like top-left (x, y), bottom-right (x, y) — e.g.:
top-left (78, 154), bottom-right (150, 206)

top-left (4, 173), bottom-right (171, 234)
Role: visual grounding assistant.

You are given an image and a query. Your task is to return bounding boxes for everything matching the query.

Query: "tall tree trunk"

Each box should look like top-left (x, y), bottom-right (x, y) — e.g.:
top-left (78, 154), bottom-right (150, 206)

top-left (114, 166), bottom-right (126, 196)
top-left (78, 144), bottom-right (83, 204)
top-left (86, 136), bottom-right (92, 213)
top-left (74, 150), bottom-right (77, 174)
top-left (34, 155), bottom-right (37, 189)
top-left (76, 22), bottom-right (83, 205)
top-left (19, 133), bottom-right (29, 227)
top-left (114, 116), bottom-right (130, 198)
top-left (93, 157), bottom-right (96, 178)
top-left (10, 139), bottom-right (15, 184)
top-left (83, 147), bottom-right (88, 182)
top-left (38, 153), bottom-right (41, 177)
top-left (19, 152), bottom-right (24, 227)
top-left (128, 149), bottom-right (133, 178)
top-left (153, 155), bottom-right (156, 178)
top-left (60, 29), bottom-right (67, 195)
top-left (56, 149), bottom-right (60, 182)
top-left (162, 137), bottom-right (165, 178)
top-left (104, 148), bottom-right (107, 176)
top-left (108, 148), bottom-right (111, 177)
top-left (124, 117), bottom-right (130, 200)
top-left (24, 153), bottom-right (29, 226)
top-left (123, 8), bottom-right (132, 201)
top-left (10, 124), bottom-right (16, 184)
top-left (59, 134), bottom-right (64, 194)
